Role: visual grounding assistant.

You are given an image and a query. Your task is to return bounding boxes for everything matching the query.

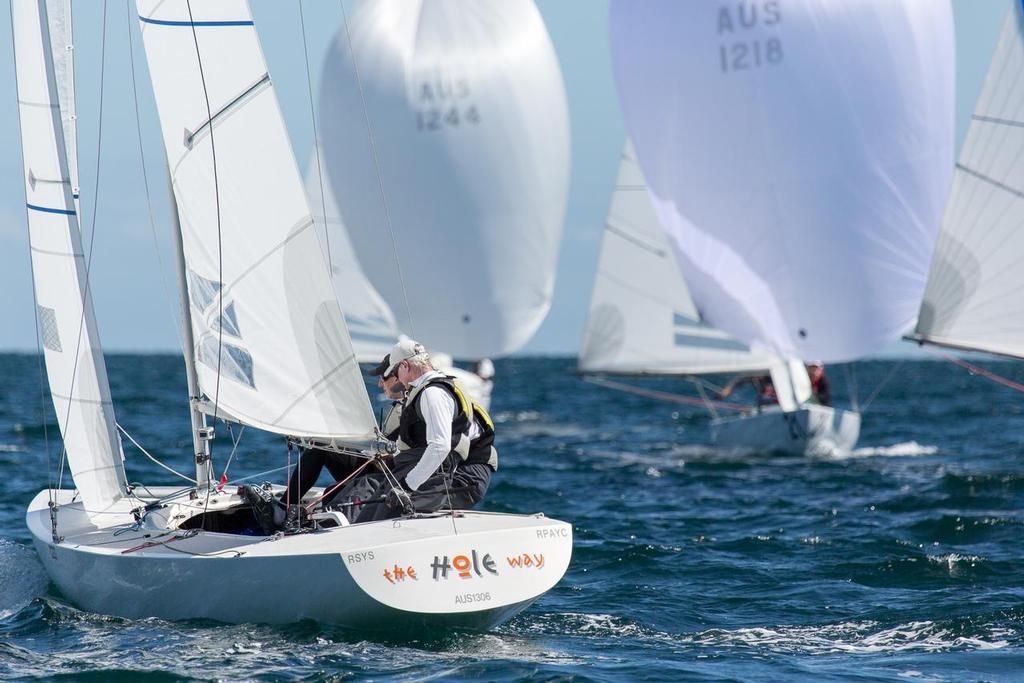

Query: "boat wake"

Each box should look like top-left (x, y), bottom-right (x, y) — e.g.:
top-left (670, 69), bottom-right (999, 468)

top-left (0, 538), bottom-right (47, 620)
top-left (848, 441), bottom-right (938, 458)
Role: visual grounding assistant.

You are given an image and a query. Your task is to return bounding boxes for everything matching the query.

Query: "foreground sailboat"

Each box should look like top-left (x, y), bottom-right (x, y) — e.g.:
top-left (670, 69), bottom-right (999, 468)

top-left (17, 0), bottom-right (569, 628)
top-left (580, 143), bottom-right (860, 455)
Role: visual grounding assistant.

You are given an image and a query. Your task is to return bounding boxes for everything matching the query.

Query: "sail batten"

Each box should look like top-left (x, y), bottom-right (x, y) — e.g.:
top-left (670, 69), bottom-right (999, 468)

top-left (137, 0), bottom-right (377, 440)
top-left (915, 3), bottom-right (1024, 361)
top-left (580, 141), bottom-right (777, 376)
top-left (13, 0), bottom-right (127, 516)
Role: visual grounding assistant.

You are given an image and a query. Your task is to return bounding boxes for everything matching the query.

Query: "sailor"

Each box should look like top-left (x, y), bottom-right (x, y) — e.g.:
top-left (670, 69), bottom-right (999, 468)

top-left (806, 361), bottom-right (832, 407)
top-left (715, 374), bottom-right (777, 406)
top-left (281, 354), bottom-right (405, 505)
top-left (356, 338), bottom-right (497, 522)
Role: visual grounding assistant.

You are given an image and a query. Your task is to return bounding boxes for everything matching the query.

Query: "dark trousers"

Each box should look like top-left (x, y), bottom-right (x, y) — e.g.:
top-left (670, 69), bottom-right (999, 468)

top-left (284, 448), bottom-right (366, 504)
top-left (354, 461), bottom-right (493, 523)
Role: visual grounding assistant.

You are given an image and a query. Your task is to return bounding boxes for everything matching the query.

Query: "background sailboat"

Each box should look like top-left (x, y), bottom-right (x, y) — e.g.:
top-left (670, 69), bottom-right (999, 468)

top-left (580, 142), bottom-right (860, 454)
top-left (606, 0), bottom-right (956, 446)
top-left (913, 1), bottom-right (1024, 362)
top-left (315, 0), bottom-right (570, 367)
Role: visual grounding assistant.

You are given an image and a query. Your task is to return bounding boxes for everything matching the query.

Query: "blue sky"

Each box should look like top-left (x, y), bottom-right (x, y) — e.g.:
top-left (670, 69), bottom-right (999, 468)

top-left (0, 1), bottom-right (1009, 354)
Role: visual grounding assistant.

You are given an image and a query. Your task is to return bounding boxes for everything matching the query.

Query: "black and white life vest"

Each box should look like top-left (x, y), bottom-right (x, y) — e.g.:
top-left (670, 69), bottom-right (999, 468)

top-left (397, 374), bottom-right (498, 470)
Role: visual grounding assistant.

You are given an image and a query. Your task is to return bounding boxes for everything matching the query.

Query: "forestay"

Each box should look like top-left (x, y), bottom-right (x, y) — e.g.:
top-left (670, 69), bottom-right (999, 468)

top-left (580, 141), bottom-right (776, 376)
top-left (318, 0), bottom-right (569, 359)
top-left (609, 0), bottom-right (955, 363)
top-left (12, 0), bottom-right (127, 515)
top-left (306, 154), bottom-right (398, 363)
top-left (915, 2), bottom-right (1024, 361)
top-left (137, 0), bottom-right (376, 440)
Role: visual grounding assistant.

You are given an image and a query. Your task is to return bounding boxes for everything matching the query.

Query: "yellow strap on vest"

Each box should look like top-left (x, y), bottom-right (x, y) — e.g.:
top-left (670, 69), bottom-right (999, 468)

top-left (449, 382), bottom-right (471, 417)
top-left (473, 402), bottom-right (494, 430)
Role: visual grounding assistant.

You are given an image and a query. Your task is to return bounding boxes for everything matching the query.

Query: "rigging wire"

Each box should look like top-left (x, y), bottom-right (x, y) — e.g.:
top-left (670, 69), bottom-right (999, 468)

top-left (844, 363), bottom-right (860, 412)
top-left (338, 0), bottom-right (417, 338)
top-left (298, 0), bottom-right (333, 268)
top-left (859, 360), bottom-right (905, 413)
top-left (218, 423), bottom-right (245, 488)
top-left (185, 0), bottom-right (225, 526)
top-left (125, 0), bottom-right (186, 357)
top-left (926, 347), bottom-right (1024, 394)
top-left (117, 423), bottom-right (197, 484)
top-left (184, 0), bottom-right (224, 431)
top-left (583, 376), bottom-right (754, 413)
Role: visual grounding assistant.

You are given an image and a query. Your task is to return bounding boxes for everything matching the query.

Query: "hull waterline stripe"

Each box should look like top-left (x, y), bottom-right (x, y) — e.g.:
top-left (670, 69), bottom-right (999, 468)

top-left (27, 203), bottom-right (75, 215)
top-left (138, 16), bottom-right (253, 27)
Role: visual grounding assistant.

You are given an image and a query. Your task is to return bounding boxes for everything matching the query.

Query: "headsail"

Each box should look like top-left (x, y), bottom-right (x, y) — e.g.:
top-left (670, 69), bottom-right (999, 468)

top-left (12, 0), bottom-right (126, 514)
top-left (609, 0), bottom-right (955, 363)
top-left (580, 141), bottom-right (776, 376)
top-left (915, 2), bottom-right (1024, 360)
top-left (137, 0), bottom-right (376, 440)
top-left (306, 153), bottom-right (399, 363)
top-left (318, 0), bottom-right (569, 359)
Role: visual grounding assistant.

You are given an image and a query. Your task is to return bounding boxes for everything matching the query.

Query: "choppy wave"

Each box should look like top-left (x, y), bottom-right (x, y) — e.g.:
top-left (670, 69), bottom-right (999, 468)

top-left (681, 618), bottom-right (1016, 654)
top-left (0, 539), bottom-right (47, 620)
top-left (849, 441), bottom-right (939, 457)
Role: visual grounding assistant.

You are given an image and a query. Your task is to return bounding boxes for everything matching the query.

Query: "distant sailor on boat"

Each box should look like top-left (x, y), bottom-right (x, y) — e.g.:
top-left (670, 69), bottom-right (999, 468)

top-left (715, 374), bottom-right (778, 407)
top-left (356, 338), bottom-right (497, 522)
top-left (280, 355), bottom-right (405, 506)
top-left (806, 362), bottom-right (832, 407)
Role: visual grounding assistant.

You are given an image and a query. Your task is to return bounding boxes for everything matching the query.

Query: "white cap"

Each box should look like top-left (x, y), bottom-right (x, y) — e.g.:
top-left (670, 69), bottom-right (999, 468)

top-left (384, 338), bottom-right (426, 376)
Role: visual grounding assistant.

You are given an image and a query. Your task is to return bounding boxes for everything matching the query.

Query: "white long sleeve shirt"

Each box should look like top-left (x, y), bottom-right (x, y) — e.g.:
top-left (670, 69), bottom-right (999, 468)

top-left (404, 371), bottom-right (481, 491)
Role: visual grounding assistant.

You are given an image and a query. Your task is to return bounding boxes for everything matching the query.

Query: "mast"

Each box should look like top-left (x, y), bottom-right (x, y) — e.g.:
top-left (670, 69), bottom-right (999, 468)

top-left (167, 177), bottom-right (212, 488)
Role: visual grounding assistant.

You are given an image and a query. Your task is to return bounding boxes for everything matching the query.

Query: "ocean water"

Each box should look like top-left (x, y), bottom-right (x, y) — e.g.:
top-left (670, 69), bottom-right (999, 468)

top-left (0, 354), bottom-right (1022, 681)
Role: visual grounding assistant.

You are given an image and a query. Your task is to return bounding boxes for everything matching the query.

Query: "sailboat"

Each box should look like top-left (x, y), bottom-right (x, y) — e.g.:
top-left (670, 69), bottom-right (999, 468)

top-left (314, 0), bottom-right (570, 375)
top-left (580, 143), bottom-right (861, 455)
top-left (17, 0), bottom-right (570, 628)
top-left (606, 0), bottom-right (955, 438)
top-left (910, 2), bottom-right (1024, 364)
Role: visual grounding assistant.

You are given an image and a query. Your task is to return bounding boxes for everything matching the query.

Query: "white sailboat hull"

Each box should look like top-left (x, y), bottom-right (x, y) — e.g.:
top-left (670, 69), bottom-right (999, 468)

top-left (27, 488), bottom-right (571, 630)
top-left (711, 405), bottom-right (861, 456)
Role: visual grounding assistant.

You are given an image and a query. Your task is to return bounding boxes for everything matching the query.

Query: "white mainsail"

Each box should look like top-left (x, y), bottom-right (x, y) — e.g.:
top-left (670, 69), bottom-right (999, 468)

top-left (915, 2), bottom-right (1024, 360)
top-left (318, 0), bottom-right (569, 359)
top-left (609, 0), bottom-right (955, 363)
top-left (306, 153), bottom-right (398, 363)
top-left (580, 141), bottom-right (777, 376)
top-left (13, 0), bottom-right (126, 515)
top-left (137, 0), bottom-right (376, 440)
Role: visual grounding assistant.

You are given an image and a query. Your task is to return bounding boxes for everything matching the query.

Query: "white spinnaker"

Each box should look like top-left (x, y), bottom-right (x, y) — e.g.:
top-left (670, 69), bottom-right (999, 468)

top-left (13, 0), bottom-right (126, 515)
top-left (580, 141), bottom-right (777, 375)
top-left (916, 2), bottom-right (1024, 360)
top-left (137, 0), bottom-right (376, 440)
top-left (319, 0), bottom-right (569, 359)
top-left (610, 0), bottom-right (955, 363)
top-left (305, 152), bottom-right (398, 363)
